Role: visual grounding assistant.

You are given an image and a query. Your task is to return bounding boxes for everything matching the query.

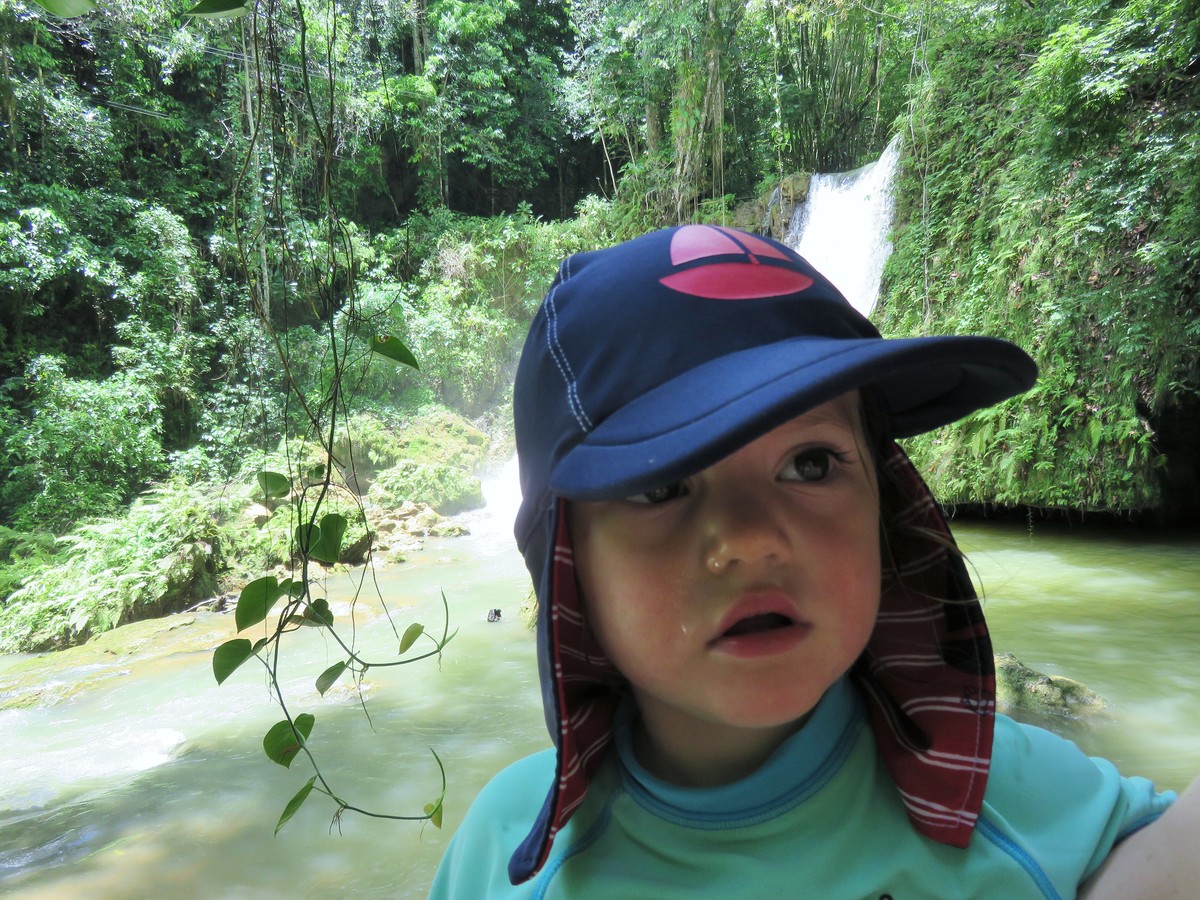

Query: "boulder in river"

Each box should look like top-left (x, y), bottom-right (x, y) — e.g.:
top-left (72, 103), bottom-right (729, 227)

top-left (994, 652), bottom-right (1106, 719)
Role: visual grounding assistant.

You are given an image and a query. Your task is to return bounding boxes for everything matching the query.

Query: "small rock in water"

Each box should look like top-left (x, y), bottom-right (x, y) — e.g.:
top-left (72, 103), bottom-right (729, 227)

top-left (995, 652), bottom-right (1106, 718)
top-left (487, 609), bottom-right (502, 623)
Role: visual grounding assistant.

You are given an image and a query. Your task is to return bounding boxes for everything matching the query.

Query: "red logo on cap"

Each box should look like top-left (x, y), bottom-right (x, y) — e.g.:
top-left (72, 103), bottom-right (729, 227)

top-left (658, 225), bottom-right (814, 299)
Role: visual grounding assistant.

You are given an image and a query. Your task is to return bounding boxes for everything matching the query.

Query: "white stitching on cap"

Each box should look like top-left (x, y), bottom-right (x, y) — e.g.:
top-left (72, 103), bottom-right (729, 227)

top-left (545, 255), bottom-right (593, 431)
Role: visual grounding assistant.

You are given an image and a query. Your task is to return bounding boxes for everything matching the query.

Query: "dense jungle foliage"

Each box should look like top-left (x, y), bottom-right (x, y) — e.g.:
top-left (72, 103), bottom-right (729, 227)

top-left (879, 0), bottom-right (1200, 517)
top-left (1, 0), bottom-right (1198, 653)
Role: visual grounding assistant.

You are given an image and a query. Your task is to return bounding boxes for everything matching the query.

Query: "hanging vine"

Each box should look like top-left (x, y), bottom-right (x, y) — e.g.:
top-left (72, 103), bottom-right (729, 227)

top-left (185, 0), bottom-right (450, 833)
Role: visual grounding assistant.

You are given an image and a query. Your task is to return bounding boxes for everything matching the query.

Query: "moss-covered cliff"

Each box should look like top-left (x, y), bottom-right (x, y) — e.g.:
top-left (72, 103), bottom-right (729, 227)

top-left (879, 0), bottom-right (1200, 519)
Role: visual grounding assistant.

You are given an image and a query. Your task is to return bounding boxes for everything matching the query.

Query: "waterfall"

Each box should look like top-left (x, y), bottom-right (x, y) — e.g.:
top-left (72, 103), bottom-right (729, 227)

top-left (455, 454), bottom-right (523, 557)
top-left (784, 135), bottom-right (902, 316)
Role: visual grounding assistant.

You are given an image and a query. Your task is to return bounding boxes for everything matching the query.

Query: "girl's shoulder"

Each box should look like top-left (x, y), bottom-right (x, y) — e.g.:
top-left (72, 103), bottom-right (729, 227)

top-left (983, 715), bottom-right (1174, 883)
top-left (430, 748), bottom-right (558, 899)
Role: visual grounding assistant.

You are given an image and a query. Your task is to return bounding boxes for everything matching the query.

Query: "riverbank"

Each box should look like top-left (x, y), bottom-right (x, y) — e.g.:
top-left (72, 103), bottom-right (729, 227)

top-left (0, 405), bottom-right (499, 655)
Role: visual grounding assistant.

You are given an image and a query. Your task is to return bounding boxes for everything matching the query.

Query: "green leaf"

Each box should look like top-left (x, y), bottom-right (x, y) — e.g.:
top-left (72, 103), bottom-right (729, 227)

top-left (263, 714), bottom-right (316, 768)
top-left (302, 597), bottom-right (334, 628)
top-left (424, 799), bottom-right (443, 828)
top-left (278, 578), bottom-right (306, 599)
top-left (256, 470), bottom-right (292, 499)
top-left (297, 514), bottom-right (348, 564)
top-left (315, 661), bottom-right (347, 695)
top-left (184, 0), bottom-right (250, 17)
top-left (370, 335), bottom-right (420, 370)
top-left (213, 639), bottom-right (254, 684)
top-left (399, 622), bottom-right (425, 653)
top-left (236, 576), bottom-right (284, 632)
top-left (316, 513), bottom-right (348, 561)
top-left (275, 776), bottom-right (317, 835)
top-left (31, 0), bottom-right (94, 16)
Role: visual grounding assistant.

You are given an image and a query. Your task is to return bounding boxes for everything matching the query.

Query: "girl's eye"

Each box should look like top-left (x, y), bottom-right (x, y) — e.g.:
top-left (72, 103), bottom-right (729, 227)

top-left (627, 482), bottom-right (687, 505)
top-left (780, 448), bottom-right (838, 483)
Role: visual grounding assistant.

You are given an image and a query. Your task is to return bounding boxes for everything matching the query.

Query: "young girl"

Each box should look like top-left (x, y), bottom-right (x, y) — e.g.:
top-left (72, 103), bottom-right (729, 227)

top-left (430, 225), bottom-right (1195, 897)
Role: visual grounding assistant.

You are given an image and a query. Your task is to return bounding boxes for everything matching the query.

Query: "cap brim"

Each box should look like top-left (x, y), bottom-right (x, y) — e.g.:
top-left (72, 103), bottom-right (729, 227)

top-left (549, 334), bottom-right (1036, 500)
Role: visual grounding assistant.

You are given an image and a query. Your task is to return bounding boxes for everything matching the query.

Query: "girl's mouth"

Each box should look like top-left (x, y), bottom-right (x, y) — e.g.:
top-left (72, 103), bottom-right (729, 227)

top-left (710, 595), bottom-right (810, 658)
top-left (722, 612), bottom-right (794, 637)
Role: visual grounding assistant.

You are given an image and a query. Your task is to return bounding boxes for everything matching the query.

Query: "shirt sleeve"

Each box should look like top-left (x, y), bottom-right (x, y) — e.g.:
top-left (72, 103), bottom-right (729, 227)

top-left (981, 715), bottom-right (1176, 897)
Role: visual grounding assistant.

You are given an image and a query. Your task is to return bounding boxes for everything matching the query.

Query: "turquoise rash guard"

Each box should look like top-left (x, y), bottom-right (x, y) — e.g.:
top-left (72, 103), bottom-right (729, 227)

top-left (430, 678), bottom-right (1173, 899)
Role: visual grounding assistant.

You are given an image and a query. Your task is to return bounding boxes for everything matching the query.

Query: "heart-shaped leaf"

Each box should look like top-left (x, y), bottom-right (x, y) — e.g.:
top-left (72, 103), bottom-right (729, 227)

top-left (256, 470), bottom-right (291, 499)
top-left (213, 638), bottom-right (254, 684)
top-left (263, 714), bottom-right (315, 768)
top-left (32, 0), bottom-right (95, 17)
top-left (236, 576), bottom-right (284, 632)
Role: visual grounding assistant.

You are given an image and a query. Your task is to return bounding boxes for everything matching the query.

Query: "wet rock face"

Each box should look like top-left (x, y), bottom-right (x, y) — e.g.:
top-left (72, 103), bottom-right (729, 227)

top-left (994, 652), bottom-right (1106, 718)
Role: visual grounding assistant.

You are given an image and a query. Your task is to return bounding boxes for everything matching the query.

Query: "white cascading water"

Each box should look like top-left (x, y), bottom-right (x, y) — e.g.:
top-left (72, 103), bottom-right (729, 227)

top-left (784, 134), bottom-right (902, 316)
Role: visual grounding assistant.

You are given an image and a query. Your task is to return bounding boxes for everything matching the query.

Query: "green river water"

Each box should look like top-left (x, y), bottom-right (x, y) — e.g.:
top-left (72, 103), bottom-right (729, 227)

top-left (2, 472), bottom-right (1198, 898)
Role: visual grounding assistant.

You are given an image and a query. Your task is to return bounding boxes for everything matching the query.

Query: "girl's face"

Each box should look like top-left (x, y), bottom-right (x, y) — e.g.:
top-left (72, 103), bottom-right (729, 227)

top-left (568, 392), bottom-right (881, 787)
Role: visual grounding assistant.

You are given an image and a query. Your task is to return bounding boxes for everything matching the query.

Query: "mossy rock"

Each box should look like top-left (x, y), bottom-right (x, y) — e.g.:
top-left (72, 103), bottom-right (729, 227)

top-left (731, 173), bottom-right (811, 240)
top-left (388, 407), bottom-right (490, 473)
top-left (272, 407), bottom-right (489, 502)
top-left (995, 652), bottom-right (1106, 718)
top-left (0, 613), bottom-right (231, 710)
top-left (368, 461), bottom-right (484, 515)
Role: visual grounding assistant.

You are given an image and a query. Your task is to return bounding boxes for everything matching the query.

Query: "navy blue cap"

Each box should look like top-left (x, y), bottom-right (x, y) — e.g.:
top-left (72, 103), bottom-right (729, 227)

top-left (514, 225), bottom-right (1036, 543)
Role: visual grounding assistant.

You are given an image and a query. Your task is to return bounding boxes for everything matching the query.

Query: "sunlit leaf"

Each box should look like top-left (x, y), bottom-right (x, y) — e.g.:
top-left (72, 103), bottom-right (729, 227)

top-left (424, 800), bottom-right (443, 828)
top-left (263, 713), bottom-right (315, 768)
top-left (275, 776), bottom-right (317, 835)
top-left (256, 470), bottom-right (291, 499)
top-left (184, 0), bottom-right (250, 17)
top-left (370, 335), bottom-right (419, 370)
top-left (315, 661), bottom-right (347, 695)
top-left (399, 622), bottom-right (424, 653)
top-left (212, 638), bottom-right (254, 684)
top-left (31, 0), bottom-right (94, 16)
top-left (236, 576), bottom-right (284, 632)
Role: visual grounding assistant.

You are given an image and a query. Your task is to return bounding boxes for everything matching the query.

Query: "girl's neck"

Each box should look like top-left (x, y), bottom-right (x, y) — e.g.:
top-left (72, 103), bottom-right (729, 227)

top-left (632, 706), bottom-right (810, 788)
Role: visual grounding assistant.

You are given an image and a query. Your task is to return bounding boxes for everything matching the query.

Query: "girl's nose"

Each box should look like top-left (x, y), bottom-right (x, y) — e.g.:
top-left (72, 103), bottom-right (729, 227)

top-left (702, 487), bottom-right (792, 575)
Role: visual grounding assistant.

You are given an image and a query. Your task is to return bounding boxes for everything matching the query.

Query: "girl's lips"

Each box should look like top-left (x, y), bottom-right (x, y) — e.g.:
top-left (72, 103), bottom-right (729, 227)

top-left (709, 591), bottom-right (810, 658)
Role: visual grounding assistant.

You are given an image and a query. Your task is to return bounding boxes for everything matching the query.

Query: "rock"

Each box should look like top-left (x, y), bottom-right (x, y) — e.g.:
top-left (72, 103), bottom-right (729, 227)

top-left (0, 613), bottom-right (233, 710)
top-left (403, 506), bottom-right (445, 536)
top-left (731, 173), bottom-right (812, 240)
top-left (245, 503), bottom-right (273, 526)
top-left (156, 540), bottom-right (219, 615)
top-left (339, 529), bottom-right (375, 565)
top-left (995, 652), bottom-right (1106, 718)
top-left (429, 521), bottom-right (469, 538)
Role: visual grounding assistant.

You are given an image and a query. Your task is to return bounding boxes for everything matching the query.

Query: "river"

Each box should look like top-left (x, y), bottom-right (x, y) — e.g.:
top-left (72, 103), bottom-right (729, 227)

top-left (2, 460), bottom-right (1198, 898)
